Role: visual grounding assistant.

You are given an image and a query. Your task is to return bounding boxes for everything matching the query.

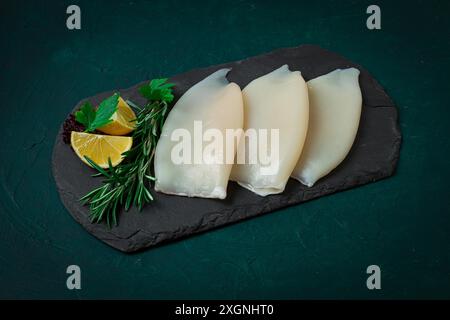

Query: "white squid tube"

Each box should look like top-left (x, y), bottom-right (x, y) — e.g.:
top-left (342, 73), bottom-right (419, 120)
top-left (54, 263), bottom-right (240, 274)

top-left (154, 69), bottom-right (244, 199)
top-left (291, 68), bottom-right (362, 187)
top-left (231, 65), bottom-right (309, 196)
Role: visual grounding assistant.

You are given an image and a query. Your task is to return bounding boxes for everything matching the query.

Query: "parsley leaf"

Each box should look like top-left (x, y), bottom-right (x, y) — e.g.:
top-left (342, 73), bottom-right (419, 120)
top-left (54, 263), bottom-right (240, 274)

top-left (74, 93), bottom-right (119, 132)
top-left (89, 93), bottom-right (119, 131)
top-left (75, 101), bottom-right (96, 130)
top-left (139, 78), bottom-right (175, 103)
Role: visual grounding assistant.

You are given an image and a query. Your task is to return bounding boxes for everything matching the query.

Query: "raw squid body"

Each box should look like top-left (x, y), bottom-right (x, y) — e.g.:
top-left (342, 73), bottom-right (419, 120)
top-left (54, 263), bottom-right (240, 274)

top-left (291, 68), bottom-right (362, 187)
top-left (154, 69), bottom-right (243, 199)
top-left (230, 65), bottom-right (309, 196)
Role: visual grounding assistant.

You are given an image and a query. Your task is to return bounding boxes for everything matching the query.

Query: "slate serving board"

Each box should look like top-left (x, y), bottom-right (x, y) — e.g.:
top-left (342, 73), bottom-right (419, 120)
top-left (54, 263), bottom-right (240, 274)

top-left (52, 45), bottom-right (401, 252)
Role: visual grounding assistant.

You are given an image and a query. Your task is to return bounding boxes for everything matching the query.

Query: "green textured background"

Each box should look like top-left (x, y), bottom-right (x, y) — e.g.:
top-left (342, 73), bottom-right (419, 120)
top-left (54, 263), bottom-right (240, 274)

top-left (0, 0), bottom-right (449, 299)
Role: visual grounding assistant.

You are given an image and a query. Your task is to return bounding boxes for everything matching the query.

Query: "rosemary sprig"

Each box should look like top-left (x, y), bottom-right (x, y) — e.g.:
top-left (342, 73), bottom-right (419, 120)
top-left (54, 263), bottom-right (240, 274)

top-left (80, 79), bottom-right (174, 226)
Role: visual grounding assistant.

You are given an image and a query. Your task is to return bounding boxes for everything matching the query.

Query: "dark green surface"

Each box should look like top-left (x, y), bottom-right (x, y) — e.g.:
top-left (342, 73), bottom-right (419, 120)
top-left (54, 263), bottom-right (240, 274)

top-left (0, 0), bottom-right (449, 299)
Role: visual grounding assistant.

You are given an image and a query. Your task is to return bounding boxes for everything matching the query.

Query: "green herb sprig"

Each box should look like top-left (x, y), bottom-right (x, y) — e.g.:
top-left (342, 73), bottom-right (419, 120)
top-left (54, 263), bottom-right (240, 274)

top-left (80, 79), bottom-right (174, 226)
top-left (75, 93), bottom-right (120, 132)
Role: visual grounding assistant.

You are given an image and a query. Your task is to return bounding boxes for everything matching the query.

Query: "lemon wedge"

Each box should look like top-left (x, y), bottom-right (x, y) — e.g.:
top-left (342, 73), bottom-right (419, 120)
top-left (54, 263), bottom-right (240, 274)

top-left (71, 131), bottom-right (132, 168)
top-left (97, 97), bottom-right (136, 135)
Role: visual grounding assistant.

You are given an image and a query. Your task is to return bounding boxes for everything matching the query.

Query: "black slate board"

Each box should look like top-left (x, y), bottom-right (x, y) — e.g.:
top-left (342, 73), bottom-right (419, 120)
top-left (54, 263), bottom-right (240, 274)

top-left (52, 45), bottom-right (401, 252)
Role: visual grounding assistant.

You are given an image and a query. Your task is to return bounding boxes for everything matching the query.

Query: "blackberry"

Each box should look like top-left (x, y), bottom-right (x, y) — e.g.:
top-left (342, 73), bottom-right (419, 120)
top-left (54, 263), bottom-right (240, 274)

top-left (62, 114), bottom-right (85, 144)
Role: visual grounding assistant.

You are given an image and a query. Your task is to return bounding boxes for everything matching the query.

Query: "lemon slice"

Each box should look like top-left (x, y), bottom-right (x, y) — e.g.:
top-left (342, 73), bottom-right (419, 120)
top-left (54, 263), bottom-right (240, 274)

top-left (97, 96), bottom-right (136, 135)
top-left (71, 131), bottom-right (132, 168)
